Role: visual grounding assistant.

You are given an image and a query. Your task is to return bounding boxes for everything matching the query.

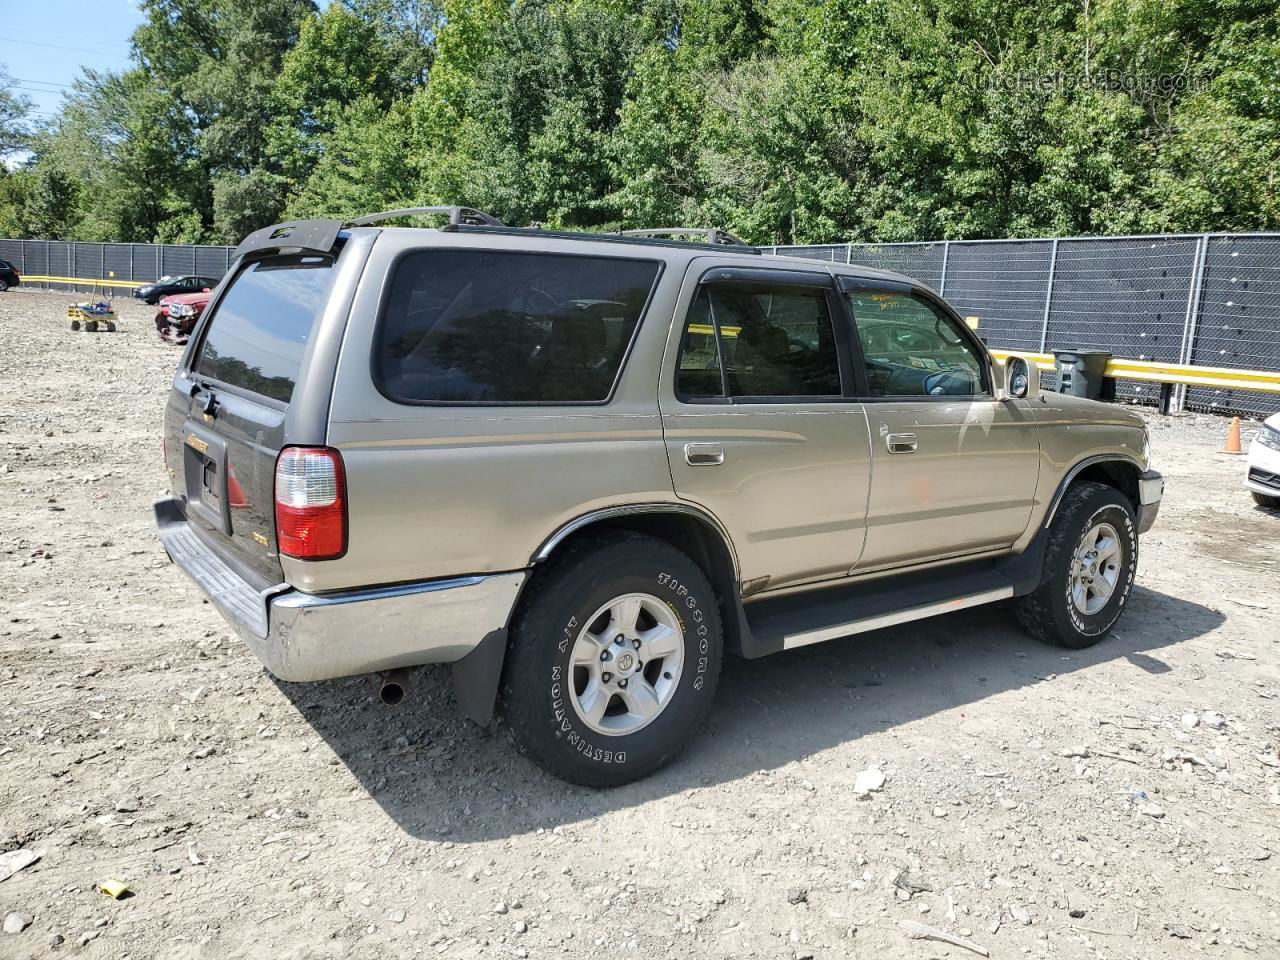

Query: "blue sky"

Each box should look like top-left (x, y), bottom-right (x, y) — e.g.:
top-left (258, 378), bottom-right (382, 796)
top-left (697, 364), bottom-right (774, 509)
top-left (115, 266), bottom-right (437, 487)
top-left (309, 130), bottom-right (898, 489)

top-left (1, 1), bottom-right (145, 122)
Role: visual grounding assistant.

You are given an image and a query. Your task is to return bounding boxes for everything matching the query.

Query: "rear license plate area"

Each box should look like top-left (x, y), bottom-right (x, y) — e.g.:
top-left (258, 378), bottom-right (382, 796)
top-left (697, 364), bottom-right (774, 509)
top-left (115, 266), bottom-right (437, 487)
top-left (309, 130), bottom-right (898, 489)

top-left (183, 421), bottom-right (232, 535)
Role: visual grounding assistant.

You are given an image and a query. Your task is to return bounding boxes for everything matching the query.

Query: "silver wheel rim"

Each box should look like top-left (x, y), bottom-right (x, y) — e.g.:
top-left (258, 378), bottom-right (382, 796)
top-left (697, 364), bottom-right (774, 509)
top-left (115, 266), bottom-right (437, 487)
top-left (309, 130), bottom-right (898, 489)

top-left (1071, 521), bottom-right (1123, 615)
top-left (568, 592), bottom-right (684, 737)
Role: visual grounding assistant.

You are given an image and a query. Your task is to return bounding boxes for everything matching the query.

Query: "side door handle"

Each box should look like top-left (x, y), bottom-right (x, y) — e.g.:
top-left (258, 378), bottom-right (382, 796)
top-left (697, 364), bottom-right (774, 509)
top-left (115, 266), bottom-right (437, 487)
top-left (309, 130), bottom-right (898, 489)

top-left (886, 432), bottom-right (918, 454)
top-left (685, 442), bottom-right (725, 466)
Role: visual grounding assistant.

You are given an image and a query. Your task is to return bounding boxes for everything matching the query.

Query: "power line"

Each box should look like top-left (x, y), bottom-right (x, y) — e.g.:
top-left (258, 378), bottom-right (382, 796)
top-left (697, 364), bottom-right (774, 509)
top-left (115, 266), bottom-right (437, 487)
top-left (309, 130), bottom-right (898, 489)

top-left (12, 77), bottom-right (75, 89)
top-left (0, 37), bottom-right (131, 60)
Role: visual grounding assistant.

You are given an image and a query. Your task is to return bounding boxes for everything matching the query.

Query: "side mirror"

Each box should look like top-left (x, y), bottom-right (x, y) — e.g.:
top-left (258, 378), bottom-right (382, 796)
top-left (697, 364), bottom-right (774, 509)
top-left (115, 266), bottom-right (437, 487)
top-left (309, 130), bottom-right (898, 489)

top-left (1002, 355), bottom-right (1039, 401)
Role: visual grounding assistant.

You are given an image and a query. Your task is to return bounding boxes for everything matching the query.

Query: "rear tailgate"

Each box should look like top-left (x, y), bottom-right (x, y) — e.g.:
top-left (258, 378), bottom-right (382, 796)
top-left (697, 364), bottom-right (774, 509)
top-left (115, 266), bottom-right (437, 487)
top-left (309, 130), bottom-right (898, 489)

top-left (164, 253), bottom-right (338, 588)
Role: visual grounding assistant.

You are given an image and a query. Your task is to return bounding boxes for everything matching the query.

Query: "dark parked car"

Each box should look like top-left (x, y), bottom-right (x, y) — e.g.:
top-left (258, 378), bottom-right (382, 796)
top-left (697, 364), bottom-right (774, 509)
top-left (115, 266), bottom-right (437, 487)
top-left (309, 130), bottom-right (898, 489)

top-left (0, 259), bottom-right (20, 292)
top-left (134, 274), bottom-right (218, 305)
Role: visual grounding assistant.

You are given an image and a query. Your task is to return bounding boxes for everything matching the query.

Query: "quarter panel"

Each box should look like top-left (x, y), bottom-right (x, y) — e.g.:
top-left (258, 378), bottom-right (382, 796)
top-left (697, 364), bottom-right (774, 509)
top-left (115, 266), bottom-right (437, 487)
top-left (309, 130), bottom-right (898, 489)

top-left (290, 229), bottom-right (689, 593)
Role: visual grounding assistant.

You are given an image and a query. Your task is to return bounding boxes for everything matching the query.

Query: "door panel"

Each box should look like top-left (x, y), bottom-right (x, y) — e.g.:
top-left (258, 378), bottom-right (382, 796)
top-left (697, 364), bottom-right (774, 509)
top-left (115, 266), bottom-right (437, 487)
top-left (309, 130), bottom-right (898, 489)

top-left (664, 404), bottom-right (873, 587)
top-left (844, 284), bottom-right (1040, 569)
top-left (660, 264), bottom-right (873, 590)
top-left (859, 399), bottom-right (1039, 569)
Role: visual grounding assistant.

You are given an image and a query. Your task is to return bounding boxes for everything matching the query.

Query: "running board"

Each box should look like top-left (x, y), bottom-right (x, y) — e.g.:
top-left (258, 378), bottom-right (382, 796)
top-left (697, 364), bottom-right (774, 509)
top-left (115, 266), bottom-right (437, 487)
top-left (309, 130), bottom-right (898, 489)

top-left (777, 586), bottom-right (1012, 649)
top-left (739, 560), bottom-right (1018, 658)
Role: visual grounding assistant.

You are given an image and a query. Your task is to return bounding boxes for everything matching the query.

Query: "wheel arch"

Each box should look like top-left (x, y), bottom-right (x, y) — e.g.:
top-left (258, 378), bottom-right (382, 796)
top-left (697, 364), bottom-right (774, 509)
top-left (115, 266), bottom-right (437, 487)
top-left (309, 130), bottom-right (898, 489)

top-left (1044, 455), bottom-right (1142, 528)
top-left (530, 504), bottom-right (749, 656)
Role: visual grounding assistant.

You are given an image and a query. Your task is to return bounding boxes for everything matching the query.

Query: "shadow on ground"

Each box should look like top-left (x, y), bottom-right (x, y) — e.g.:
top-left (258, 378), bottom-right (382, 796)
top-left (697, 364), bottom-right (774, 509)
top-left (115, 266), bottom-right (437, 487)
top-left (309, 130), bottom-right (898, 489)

top-left (272, 584), bottom-right (1222, 843)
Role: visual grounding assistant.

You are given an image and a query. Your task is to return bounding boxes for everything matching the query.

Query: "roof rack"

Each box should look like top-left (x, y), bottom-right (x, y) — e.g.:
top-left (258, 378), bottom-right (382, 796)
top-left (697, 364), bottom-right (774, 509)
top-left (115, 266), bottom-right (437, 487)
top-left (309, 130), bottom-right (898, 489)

top-left (443, 223), bottom-right (762, 254)
top-left (347, 206), bottom-right (505, 227)
top-left (619, 227), bottom-right (749, 247)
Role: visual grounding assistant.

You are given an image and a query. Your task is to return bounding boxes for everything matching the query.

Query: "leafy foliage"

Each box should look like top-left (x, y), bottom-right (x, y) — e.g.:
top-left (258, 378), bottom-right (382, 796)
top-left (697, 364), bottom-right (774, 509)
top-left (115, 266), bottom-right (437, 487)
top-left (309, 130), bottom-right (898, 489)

top-left (2, 0), bottom-right (1279, 244)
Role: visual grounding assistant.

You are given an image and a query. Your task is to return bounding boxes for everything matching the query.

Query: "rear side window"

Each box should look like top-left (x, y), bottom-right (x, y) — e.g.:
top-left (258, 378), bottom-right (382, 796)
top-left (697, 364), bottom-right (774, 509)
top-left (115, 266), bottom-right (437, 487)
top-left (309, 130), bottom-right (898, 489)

top-left (375, 250), bottom-right (661, 404)
top-left (195, 255), bottom-right (334, 404)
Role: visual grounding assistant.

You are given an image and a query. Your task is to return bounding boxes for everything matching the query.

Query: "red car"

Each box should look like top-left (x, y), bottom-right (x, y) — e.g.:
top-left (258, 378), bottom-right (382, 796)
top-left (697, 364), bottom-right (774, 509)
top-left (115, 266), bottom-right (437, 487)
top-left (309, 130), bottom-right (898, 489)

top-left (155, 291), bottom-right (211, 344)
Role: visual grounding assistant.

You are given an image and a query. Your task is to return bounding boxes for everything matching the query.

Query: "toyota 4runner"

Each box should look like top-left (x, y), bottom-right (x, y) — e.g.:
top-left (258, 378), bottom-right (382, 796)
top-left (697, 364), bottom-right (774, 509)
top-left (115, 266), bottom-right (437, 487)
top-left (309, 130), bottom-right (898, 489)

top-left (156, 208), bottom-right (1164, 786)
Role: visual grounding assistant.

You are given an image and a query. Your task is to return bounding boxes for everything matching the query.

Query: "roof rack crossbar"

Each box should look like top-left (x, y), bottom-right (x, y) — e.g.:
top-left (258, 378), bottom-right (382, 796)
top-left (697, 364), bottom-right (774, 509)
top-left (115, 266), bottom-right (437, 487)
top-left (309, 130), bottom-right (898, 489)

top-left (347, 206), bottom-right (505, 227)
top-left (620, 227), bottom-right (749, 247)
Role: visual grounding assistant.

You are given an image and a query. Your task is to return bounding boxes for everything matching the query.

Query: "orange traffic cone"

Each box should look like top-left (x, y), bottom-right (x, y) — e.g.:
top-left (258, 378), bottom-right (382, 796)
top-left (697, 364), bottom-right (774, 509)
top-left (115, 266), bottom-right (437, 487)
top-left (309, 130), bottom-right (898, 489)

top-left (1223, 416), bottom-right (1244, 454)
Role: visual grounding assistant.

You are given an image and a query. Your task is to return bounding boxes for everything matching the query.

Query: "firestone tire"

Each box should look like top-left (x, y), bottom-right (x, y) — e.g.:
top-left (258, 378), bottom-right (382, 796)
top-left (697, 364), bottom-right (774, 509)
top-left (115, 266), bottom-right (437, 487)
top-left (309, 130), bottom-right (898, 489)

top-left (1015, 481), bottom-right (1138, 650)
top-left (500, 532), bottom-right (724, 787)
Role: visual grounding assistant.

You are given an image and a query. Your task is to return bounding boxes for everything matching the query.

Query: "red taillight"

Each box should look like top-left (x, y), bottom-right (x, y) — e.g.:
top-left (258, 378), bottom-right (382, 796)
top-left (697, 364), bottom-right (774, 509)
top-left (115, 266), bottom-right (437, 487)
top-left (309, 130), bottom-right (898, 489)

top-left (274, 447), bottom-right (346, 560)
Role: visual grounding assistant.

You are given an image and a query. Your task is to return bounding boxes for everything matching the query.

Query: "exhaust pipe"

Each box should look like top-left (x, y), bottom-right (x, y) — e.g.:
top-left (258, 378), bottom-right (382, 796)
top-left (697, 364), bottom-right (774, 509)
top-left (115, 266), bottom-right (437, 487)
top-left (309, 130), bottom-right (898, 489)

top-left (379, 667), bottom-right (412, 706)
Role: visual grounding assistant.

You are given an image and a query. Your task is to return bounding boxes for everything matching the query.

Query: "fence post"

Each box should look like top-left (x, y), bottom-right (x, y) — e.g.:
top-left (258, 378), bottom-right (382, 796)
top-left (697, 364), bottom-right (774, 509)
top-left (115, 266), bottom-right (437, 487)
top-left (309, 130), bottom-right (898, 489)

top-left (938, 240), bottom-right (950, 295)
top-left (1173, 234), bottom-right (1210, 413)
top-left (846, 243), bottom-right (853, 265)
top-left (1039, 237), bottom-right (1059, 353)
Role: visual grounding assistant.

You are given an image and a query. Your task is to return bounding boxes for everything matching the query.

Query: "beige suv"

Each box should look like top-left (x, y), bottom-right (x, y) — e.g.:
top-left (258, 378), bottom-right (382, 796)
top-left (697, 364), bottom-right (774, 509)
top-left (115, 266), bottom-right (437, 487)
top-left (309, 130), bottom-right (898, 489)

top-left (155, 208), bottom-right (1163, 786)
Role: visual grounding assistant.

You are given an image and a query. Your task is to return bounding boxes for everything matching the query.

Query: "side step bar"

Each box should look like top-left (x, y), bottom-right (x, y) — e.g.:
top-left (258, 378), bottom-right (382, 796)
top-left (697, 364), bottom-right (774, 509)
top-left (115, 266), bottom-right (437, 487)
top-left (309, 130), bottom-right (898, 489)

top-left (776, 586), bottom-right (1012, 650)
top-left (739, 560), bottom-right (1020, 658)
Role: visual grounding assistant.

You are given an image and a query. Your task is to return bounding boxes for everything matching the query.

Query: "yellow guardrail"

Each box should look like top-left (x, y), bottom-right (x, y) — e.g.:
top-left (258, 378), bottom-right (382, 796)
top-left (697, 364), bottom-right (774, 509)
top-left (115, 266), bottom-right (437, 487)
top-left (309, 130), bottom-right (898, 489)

top-left (989, 349), bottom-right (1280, 394)
top-left (20, 274), bottom-right (143, 290)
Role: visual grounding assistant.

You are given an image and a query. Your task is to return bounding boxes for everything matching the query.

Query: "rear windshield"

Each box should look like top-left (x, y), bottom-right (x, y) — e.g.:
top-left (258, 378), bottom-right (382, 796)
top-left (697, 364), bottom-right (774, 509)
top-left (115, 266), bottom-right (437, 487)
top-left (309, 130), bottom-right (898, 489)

top-left (195, 255), bottom-right (334, 404)
top-left (375, 249), bottom-right (661, 404)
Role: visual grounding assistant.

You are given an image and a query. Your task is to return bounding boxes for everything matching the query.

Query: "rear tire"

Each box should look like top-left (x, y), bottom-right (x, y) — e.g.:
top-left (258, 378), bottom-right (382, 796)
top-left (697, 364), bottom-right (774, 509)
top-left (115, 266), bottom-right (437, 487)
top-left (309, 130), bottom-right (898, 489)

top-left (1015, 481), bottom-right (1138, 649)
top-left (70, 319), bottom-right (81, 331)
top-left (500, 532), bottom-right (724, 787)
top-left (0, 279), bottom-right (9, 292)
top-left (1253, 491), bottom-right (1280, 509)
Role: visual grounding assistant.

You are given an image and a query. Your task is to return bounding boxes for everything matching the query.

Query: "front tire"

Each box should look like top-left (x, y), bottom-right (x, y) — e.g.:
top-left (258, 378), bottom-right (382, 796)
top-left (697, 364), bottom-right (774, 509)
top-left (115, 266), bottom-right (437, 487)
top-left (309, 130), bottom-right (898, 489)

top-left (1015, 481), bottom-right (1138, 649)
top-left (1253, 491), bottom-right (1280, 510)
top-left (500, 533), bottom-right (724, 787)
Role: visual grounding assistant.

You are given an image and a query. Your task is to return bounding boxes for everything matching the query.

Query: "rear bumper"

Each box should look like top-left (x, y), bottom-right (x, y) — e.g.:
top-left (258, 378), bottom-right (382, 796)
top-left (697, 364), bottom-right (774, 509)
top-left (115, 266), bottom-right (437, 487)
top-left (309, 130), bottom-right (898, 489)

top-left (154, 498), bottom-right (526, 682)
top-left (1137, 468), bottom-right (1163, 534)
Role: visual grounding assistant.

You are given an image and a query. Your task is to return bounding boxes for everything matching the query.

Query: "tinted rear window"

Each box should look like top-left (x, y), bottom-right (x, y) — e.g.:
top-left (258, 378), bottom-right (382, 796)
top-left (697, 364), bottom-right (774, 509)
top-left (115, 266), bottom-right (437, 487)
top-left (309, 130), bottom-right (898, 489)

top-left (375, 249), bottom-right (661, 404)
top-left (195, 255), bottom-right (334, 404)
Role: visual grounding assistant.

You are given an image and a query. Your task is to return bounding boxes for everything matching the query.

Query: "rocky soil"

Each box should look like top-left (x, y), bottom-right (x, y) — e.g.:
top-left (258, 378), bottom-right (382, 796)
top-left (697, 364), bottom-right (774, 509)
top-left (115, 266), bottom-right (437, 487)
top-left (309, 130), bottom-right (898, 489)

top-left (1, 289), bottom-right (1278, 960)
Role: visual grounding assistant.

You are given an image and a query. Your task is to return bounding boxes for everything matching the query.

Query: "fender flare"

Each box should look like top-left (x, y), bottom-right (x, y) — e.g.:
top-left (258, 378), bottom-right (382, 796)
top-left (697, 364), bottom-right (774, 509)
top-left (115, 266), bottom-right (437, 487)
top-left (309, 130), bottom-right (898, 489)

top-left (531, 501), bottom-right (741, 578)
top-left (1042, 454), bottom-right (1144, 528)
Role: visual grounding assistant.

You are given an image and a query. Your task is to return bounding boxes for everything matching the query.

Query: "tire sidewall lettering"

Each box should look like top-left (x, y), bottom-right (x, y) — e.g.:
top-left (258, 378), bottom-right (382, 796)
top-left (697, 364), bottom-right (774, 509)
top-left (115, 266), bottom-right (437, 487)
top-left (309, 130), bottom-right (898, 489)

top-left (543, 568), bottom-right (715, 767)
top-left (1064, 503), bottom-right (1137, 637)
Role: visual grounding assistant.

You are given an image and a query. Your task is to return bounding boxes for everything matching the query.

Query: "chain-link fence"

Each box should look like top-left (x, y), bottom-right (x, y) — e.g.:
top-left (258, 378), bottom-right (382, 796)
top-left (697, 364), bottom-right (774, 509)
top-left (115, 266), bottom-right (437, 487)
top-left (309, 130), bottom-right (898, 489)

top-left (774, 232), bottom-right (1280, 417)
top-left (0, 239), bottom-right (235, 295)
top-left (4, 233), bottom-right (1278, 416)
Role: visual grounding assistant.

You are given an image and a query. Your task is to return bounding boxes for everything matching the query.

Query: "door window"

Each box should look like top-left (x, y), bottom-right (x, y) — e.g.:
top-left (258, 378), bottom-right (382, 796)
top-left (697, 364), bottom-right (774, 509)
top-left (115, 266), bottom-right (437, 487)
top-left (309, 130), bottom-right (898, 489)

top-left (676, 282), bottom-right (842, 399)
top-left (847, 290), bottom-right (984, 397)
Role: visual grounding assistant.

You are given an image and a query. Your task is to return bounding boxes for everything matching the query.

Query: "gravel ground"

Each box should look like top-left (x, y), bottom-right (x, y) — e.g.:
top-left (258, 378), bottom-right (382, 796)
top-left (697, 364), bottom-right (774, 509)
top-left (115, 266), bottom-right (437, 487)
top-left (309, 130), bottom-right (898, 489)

top-left (1, 289), bottom-right (1278, 960)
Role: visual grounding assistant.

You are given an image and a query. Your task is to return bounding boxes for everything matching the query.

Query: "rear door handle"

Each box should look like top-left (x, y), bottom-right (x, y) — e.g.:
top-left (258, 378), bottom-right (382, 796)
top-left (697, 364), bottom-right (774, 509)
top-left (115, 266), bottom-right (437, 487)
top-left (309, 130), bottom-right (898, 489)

top-left (886, 432), bottom-right (918, 454)
top-left (685, 442), bottom-right (725, 466)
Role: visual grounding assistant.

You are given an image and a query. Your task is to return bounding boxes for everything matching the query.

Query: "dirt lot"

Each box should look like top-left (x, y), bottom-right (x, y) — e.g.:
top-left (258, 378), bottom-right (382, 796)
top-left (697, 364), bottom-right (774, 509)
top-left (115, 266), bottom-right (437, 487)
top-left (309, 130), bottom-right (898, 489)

top-left (0, 288), bottom-right (1277, 960)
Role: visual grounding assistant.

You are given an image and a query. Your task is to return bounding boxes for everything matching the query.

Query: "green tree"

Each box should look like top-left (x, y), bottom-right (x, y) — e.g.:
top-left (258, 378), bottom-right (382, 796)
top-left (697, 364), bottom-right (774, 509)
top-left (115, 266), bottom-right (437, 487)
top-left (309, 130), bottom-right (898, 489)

top-left (0, 65), bottom-right (32, 159)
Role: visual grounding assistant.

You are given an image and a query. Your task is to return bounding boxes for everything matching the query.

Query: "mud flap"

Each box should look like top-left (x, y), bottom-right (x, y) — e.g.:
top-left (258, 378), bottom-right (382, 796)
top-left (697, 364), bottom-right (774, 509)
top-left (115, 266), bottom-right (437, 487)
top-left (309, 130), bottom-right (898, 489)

top-left (451, 628), bottom-right (508, 726)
